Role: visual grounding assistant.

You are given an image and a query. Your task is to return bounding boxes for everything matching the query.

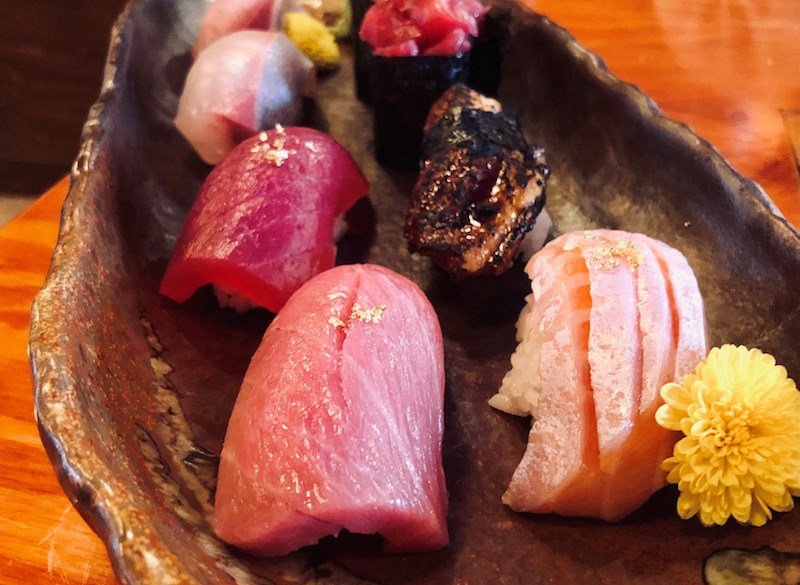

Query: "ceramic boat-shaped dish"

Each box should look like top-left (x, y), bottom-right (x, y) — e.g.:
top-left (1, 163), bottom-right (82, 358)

top-left (29, 0), bottom-right (800, 582)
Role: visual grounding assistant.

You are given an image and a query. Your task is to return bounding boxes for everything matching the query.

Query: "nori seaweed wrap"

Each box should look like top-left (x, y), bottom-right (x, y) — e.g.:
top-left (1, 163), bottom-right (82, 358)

top-left (468, 6), bottom-right (512, 96)
top-left (422, 107), bottom-right (528, 159)
top-left (370, 53), bottom-right (470, 170)
top-left (350, 0), bottom-right (374, 103)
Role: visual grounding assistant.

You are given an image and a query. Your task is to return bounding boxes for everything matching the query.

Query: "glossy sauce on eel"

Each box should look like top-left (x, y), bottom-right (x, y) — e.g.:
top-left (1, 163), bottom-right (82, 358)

top-left (404, 84), bottom-right (550, 279)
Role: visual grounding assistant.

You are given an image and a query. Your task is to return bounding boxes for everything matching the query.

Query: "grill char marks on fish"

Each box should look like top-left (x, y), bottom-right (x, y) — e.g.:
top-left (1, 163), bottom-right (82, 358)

top-left (423, 83), bottom-right (502, 132)
top-left (405, 84), bottom-right (549, 279)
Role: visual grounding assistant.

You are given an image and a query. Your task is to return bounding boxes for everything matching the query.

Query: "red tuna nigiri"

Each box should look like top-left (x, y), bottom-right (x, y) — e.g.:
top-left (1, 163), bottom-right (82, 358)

top-left (175, 31), bottom-right (314, 164)
top-left (492, 230), bottom-right (707, 520)
top-left (160, 127), bottom-right (369, 313)
top-left (214, 264), bottom-right (448, 556)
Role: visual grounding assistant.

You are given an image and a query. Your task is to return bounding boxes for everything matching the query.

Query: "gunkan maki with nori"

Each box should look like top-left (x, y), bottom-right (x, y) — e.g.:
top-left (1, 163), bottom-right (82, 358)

top-left (369, 53), bottom-right (470, 169)
top-left (358, 0), bottom-right (488, 170)
top-left (351, 0), bottom-right (374, 102)
top-left (468, 5), bottom-right (513, 96)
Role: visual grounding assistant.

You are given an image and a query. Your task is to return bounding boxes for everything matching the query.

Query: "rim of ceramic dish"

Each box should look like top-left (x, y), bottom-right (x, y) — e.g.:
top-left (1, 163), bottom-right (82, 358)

top-left (29, 2), bottom-right (138, 583)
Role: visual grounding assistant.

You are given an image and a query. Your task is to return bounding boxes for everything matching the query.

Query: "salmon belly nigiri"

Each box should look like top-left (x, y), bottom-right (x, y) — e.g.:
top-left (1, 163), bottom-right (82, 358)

top-left (214, 264), bottom-right (449, 556)
top-left (490, 230), bottom-right (707, 521)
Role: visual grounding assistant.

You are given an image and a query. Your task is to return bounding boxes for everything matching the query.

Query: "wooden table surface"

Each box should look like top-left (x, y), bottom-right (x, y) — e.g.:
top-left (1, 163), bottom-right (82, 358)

top-left (1, 1), bottom-right (798, 583)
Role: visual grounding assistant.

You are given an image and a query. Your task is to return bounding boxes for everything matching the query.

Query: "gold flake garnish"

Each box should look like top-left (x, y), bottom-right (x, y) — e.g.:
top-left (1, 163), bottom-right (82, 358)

top-left (249, 127), bottom-right (297, 166)
top-left (585, 240), bottom-right (644, 271)
top-left (265, 148), bottom-right (294, 166)
top-left (328, 316), bottom-right (346, 329)
top-left (328, 303), bottom-right (387, 330)
top-left (351, 303), bottom-right (386, 324)
top-left (327, 292), bottom-right (387, 330)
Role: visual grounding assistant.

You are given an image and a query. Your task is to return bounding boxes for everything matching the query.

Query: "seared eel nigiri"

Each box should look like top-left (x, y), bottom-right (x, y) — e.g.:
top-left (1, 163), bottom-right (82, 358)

top-left (404, 84), bottom-right (550, 279)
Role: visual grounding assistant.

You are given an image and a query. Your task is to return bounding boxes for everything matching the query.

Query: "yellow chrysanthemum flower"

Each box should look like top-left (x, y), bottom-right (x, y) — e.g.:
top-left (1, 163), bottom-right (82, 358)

top-left (656, 344), bottom-right (800, 527)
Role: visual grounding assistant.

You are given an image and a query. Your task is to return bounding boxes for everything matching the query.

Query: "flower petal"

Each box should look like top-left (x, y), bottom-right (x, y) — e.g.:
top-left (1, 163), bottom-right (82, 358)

top-left (658, 345), bottom-right (800, 527)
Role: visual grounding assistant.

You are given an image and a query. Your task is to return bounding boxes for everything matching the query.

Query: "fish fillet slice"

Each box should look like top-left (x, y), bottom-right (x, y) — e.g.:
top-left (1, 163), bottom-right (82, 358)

top-left (627, 235), bottom-right (680, 490)
top-left (499, 230), bottom-right (707, 521)
top-left (337, 267), bottom-right (447, 551)
top-left (175, 31), bottom-right (313, 164)
top-left (193, 0), bottom-right (304, 57)
top-left (585, 232), bottom-right (679, 514)
top-left (503, 244), bottom-right (598, 513)
top-left (647, 239), bottom-right (708, 379)
top-left (568, 231), bottom-right (641, 474)
top-left (214, 271), bottom-right (353, 555)
top-left (214, 264), bottom-right (448, 556)
top-left (628, 237), bottom-right (675, 413)
top-left (160, 127), bottom-right (369, 313)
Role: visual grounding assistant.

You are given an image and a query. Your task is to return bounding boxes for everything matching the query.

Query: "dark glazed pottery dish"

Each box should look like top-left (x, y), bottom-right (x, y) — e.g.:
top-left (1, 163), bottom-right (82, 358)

top-left (30, 0), bottom-right (800, 583)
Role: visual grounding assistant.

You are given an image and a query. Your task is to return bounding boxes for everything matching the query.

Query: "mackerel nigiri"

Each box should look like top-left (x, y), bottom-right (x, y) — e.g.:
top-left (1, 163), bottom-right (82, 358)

top-left (193, 0), bottom-right (303, 57)
top-left (175, 31), bottom-right (314, 164)
top-left (214, 264), bottom-right (449, 556)
top-left (160, 126), bottom-right (369, 313)
top-left (491, 230), bottom-right (707, 520)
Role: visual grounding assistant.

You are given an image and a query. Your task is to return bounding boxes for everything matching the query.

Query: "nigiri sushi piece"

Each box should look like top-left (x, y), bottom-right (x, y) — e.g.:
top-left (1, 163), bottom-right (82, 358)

top-left (160, 126), bottom-right (369, 313)
top-left (193, 0), bottom-right (303, 57)
top-left (214, 264), bottom-right (448, 556)
top-left (491, 230), bottom-right (707, 520)
top-left (405, 84), bottom-right (550, 279)
top-left (176, 31), bottom-right (314, 164)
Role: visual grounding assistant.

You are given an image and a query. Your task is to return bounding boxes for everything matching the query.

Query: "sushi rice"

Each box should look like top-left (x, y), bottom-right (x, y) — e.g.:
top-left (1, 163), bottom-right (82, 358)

top-left (489, 293), bottom-right (543, 417)
top-left (490, 210), bottom-right (552, 417)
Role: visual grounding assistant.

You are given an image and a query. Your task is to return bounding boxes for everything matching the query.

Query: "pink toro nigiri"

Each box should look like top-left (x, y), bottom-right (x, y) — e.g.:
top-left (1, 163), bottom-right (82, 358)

top-left (160, 126), bottom-right (369, 313)
top-left (176, 31), bottom-right (314, 164)
top-left (214, 264), bottom-right (449, 556)
top-left (490, 230), bottom-right (707, 521)
top-left (193, 0), bottom-right (304, 58)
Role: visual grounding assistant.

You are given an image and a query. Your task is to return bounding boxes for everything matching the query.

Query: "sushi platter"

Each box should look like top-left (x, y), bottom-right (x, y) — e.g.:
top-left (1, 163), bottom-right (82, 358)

top-left (29, 0), bottom-right (800, 582)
